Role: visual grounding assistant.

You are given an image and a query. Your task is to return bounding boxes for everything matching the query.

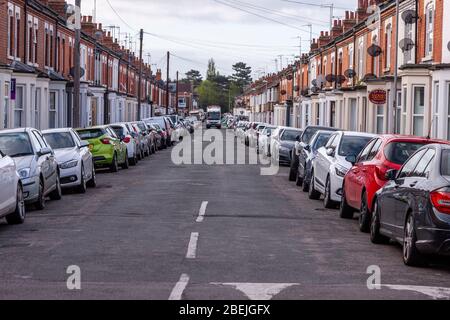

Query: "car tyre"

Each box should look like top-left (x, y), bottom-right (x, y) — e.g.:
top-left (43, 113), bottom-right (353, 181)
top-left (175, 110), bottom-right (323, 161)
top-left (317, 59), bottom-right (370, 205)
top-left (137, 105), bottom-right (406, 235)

top-left (403, 214), bottom-right (427, 267)
top-left (339, 187), bottom-right (354, 219)
top-left (296, 170), bottom-right (304, 187)
top-left (49, 174), bottom-right (62, 200)
top-left (324, 176), bottom-right (337, 209)
top-left (35, 179), bottom-right (46, 210)
top-left (110, 153), bottom-right (119, 173)
top-left (6, 184), bottom-right (25, 225)
top-left (121, 154), bottom-right (129, 169)
top-left (308, 174), bottom-right (321, 200)
top-left (289, 155), bottom-right (298, 182)
top-left (77, 166), bottom-right (87, 194)
top-left (87, 164), bottom-right (97, 188)
top-left (370, 200), bottom-right (390, 244)
top-left (359, 191), bottom-right (371, 233)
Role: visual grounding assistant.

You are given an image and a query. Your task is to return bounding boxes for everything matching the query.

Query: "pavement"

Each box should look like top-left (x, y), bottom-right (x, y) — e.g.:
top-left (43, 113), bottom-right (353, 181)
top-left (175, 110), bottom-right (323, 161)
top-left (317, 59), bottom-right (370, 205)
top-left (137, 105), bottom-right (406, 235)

top-left (1, 129), bottom-right (450, 300)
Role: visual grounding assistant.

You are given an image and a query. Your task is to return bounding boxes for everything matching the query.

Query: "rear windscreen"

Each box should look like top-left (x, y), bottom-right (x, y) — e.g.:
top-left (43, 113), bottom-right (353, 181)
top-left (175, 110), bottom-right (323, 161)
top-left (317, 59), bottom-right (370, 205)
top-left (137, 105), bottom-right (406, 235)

top-left (111, 127), bottom-right (125, 137)
top-left (441, 150), bottom-right (450, 176)
top-left (385, 142), bottom-right (427, 165)
top-left (77, 129), bottom-right (105, 139)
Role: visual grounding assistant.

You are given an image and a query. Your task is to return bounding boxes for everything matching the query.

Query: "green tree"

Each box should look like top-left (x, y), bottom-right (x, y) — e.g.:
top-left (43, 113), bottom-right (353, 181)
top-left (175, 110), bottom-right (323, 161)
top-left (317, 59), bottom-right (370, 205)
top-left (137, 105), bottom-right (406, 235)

top-left (183, 69), bottom-right (203, 85)
top-left (206, 58), bottom-right (217, 80)
top-left (230, 62), bottom-right (252, 91)
top-left (196, 80), bottom-right (220, 109)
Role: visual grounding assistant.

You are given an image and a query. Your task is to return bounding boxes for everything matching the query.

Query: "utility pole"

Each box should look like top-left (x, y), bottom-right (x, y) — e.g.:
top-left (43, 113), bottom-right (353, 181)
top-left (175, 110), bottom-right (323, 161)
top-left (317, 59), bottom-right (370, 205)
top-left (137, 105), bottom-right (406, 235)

top-left (73, 0), bottom-right (81, 128)
top-left (166, 51), bottom-right (170, 115)
top-left (391, 0), bottom-right (400, 134)
top-left (175, 71), bottom-right (179, 115)
top-left (137, 29), bottom-right (144, 121)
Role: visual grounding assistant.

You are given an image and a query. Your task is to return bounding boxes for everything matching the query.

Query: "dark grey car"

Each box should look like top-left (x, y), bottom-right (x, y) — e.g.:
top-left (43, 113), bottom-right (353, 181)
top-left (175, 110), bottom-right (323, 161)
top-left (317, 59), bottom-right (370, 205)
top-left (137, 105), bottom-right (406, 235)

top-left (372, 143), bottom-right (450, 266)
top-left (296, 130), bottom-right (334, 192)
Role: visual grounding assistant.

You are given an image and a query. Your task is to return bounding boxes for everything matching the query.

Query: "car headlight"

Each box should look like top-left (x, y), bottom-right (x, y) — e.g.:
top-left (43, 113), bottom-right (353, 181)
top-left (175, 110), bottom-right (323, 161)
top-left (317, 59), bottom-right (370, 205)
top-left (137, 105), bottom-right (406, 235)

top-left (18, 168), bottom-right (31, 179)
top-left (335, 165), bottom-right (349, 178)
top-left (60, 160), bottom-right (78, 169)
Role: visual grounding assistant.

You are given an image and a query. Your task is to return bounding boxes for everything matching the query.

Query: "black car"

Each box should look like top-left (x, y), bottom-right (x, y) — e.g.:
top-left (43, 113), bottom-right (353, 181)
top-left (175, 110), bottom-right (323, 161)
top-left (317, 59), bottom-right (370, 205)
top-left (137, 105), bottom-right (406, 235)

top-left (372, 144), bottom-right (450, 266)
top-left (296, 130), bottom-right (334, 192)
top-left (289, 126), bottom-right (339, 181)
top-left (278, 129), bottom-right (303, 166)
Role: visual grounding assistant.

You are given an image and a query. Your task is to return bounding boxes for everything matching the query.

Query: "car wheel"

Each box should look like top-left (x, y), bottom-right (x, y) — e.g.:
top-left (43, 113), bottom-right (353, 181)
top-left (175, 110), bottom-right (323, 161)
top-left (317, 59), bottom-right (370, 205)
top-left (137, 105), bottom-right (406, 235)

top-left (87, 164), bottom-right (97, 188)
top-left (6, 184), bottom-right (26, 225)
top-left (324, 177), bottom-right (336, 209)
top-left (370, 200), bottom-right (390, 244)
top-left (359, 191), bottom-right (371, 233)
top-left (308, 174), bottom-right (321, 200)
top-left (77, 166), bottom-right (87, 194)
top-left (35, 179), bottom-right (46, 210)
top-left (110, 153), bottom-right (119, 173)
top-left (289, 156), bottom-right (298, 182)
top-left (49, 174), bottom-right (62, 200)
top-left (403, 214), bottom-right (427, 267)
top-left (121, 154), bottom-right (129, 169)
top-left (339, 187), bottom-right (354, 219)
top-left (296, 170), bottom-right (304, 187)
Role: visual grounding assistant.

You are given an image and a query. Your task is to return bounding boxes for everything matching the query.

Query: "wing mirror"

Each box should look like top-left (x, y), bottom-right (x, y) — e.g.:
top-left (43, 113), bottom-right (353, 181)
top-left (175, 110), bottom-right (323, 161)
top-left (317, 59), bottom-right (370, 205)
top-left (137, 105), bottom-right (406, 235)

top-left (326, 147), bottom-right (335, 157)
top-left (79, 140), bottom-right (89, 149)
top-left (386, 169), bottom-right (398, 181)
top-left (345, 155), bottom-right (357, 165)
top-left (304, 145), bottom-right (311, 152)
top-left (38, 147), bottom-right (53, 157)
top-left (295, 135), bottom-right (301, 142)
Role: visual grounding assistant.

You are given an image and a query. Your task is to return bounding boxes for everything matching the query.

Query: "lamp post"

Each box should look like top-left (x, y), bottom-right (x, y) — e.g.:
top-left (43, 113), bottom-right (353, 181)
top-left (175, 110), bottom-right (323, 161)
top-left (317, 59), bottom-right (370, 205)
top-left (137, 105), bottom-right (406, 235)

top-left (286, 65), bottom-right (297, 127)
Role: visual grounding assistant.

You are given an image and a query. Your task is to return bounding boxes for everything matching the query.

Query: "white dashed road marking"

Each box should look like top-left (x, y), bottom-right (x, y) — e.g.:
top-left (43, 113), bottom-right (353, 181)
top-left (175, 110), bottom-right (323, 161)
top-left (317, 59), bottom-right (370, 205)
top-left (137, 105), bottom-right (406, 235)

top-left (384, 284), bottom-right (450, 300)
top-left (186, 232), bottom-right (199, 259)
top-left (211, 283), bottom-right (300, 300)
top-left (169, 274), bottom-right (190, 300)
top-left (196, 201), bottom-right (208, 223)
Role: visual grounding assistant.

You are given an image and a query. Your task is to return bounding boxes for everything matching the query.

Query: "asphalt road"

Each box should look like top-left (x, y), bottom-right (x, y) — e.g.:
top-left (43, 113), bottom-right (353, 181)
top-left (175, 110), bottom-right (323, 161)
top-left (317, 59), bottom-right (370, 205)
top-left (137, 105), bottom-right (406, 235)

top-left (1, 129), bottom-right (450, 300)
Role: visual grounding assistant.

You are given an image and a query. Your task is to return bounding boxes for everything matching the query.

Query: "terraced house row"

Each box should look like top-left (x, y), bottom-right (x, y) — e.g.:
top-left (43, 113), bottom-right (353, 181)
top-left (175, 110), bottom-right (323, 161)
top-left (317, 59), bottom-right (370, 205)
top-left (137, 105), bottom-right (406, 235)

top-left (0, 0), bottom-right (174, 131)
top-left (239, 0), bottom-right (450, 140)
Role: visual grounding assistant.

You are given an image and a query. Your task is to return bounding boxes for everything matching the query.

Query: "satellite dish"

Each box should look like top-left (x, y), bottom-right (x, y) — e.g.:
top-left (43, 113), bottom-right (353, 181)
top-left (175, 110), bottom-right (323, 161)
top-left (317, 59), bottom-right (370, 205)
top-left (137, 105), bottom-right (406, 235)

top-left (447, 41), bottom-right (450, 52)
top-left (325, 74), bottom-right (336, 83)
top-left (94, 31), bottom-right (103, 40)
top-left (70, 67), bottom-right (85, 78)
top-left (402, 10), bottom-right (418, 24)
top-left (311, 86), bottom-right (320, 94)
top-left (311, 79), bottom-right (317, 87)
top-left (363, 73), bottom-right (377, 82)
top-left (336, 75), bottom-right (347, 85)
top-left (344, 69), bottom-right (356, 79)
top-left (367, 44), bottom-right (382, 57)
top-left (316, 74), bottom-right (326, 87)
top-left (399, 38), bottom-right (415, 52)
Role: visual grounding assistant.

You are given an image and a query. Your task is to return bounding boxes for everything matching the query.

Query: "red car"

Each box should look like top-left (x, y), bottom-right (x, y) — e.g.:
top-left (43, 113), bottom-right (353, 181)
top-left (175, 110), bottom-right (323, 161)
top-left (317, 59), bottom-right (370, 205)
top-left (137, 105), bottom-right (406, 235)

top-left (340, 135), bottom-right (450, 233)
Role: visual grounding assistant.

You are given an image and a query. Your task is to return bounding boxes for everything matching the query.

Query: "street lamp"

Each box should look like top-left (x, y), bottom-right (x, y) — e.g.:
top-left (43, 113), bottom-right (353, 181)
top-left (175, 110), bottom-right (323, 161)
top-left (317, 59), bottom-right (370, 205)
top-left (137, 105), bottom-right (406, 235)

top-left (286, 64), bottom-right (297, 127)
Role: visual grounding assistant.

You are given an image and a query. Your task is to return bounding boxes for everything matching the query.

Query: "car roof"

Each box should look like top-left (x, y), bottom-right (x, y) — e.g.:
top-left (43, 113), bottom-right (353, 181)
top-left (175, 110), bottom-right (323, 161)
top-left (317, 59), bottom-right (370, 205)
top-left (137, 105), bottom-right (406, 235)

top-left (339, 131), bottom-right (378, 138)
top-left (377, 134), bottom-right (450, 145)
top-left (0, 128), bottom-right (33, 134)
top-left (42, 128), bottom-right (73, 134)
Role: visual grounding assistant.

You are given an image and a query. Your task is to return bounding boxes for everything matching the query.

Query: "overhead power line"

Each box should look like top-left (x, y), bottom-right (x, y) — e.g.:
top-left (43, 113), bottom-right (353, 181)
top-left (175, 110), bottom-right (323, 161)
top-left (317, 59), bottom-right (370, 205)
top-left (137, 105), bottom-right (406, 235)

top-left (105, 0), bottom-right (136, 32)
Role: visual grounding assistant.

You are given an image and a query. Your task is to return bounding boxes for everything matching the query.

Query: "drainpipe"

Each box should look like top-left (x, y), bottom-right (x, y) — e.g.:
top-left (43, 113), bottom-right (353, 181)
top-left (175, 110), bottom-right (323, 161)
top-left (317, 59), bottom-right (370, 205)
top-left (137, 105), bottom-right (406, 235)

top-left (391, 0), bottom-right (400, 134)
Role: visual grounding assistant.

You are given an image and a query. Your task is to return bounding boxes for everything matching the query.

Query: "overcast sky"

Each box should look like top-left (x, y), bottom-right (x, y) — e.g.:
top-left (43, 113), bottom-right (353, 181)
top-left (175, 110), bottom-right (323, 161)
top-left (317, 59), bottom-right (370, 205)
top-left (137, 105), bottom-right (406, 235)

top-left (69, 0), bottom-right (356, 80)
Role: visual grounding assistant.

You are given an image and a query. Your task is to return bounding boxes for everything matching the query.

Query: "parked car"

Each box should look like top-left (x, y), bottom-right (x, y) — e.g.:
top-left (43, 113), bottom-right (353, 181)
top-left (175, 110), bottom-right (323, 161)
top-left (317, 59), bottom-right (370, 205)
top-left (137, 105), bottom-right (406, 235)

top-left (144, 117), bottom-right (173, 147)
top-left (289, 126), bottom-right (339, 181)
top-left (0, 128), bottom-right (61, 210)
top-left (371, 144), bottom-right (450, 266)
top-left (245, 122), bottom-right (261, 146)
top-left (43, 128), bottom-right (96, 193)
top-left (0, 150), bottom-right (25, 224)
top-left (148, 123), bottom-right (163, 150)
top-left (310, 131), bottom-right (377, 208)
top-left (271, 127), bottom-right (303, 166)
top-left (341, 135), bottom-right (450, 232)
top-left (130, 122), bottom-right (151, 158)
top-left (76, 126), bottom-right (128, 172)
top-left (110, 124), bottom-right (139, 165)
top-left (235, 121), bottom-right (248, 139)
top-left (248, 123), bottom-right (267, 149)
top-left (296, 130), bottom-right (334, 192)
top-left (258, 126), bottom-right (276, 155)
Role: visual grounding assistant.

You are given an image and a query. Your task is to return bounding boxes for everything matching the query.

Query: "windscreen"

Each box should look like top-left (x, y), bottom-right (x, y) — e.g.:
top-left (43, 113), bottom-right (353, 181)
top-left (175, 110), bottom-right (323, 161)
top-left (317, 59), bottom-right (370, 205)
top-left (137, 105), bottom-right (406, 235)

top-left (339, 136), bottom-right (373, 157)
top-left (208, 112), bottom-right (221, 120)
top-left (385, 142), bottom-right (427, 165)
top-left (43, 132), bottom-right (76, 149)
top-left (77, 129), bottom-right (105, 140)
top-left (0, 133), bottom-right (34, 157)
top-left (302, 128), bottom-right (319, 144)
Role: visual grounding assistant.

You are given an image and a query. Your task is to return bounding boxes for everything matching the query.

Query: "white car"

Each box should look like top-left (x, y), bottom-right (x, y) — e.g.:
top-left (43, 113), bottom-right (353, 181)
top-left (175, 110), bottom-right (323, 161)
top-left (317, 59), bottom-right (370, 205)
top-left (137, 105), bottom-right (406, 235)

top-left (258, 126), bottom-right (276, 155)
top-left (269, 126), bottom-right (291, 159)
top-left (0, 150), bottom-right (25, 224)
top-left (271, 128), bottom-right (303, 165)
top-left (309, 131), bottom-right (377, 208)
top-left (0, 128), bottom-right (61, 210)
top-left (248, 123), bottom-right (266, 148)
top-left (43, 128), bottom-right (96, 194)
top-left (111, 123), bottom-right (139, 165)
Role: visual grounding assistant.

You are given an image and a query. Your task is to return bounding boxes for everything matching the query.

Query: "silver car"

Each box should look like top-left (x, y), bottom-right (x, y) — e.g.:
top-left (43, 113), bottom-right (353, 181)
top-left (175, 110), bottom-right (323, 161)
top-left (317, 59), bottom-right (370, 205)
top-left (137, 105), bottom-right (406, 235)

top-left (0, 128), bottom-right (62, 210)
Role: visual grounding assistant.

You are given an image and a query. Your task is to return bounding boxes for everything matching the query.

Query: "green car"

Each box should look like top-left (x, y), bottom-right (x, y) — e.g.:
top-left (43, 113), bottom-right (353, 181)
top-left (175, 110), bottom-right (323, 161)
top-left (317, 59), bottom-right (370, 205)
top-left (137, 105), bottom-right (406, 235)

top-left (76, 126), bottom-right (129, 172)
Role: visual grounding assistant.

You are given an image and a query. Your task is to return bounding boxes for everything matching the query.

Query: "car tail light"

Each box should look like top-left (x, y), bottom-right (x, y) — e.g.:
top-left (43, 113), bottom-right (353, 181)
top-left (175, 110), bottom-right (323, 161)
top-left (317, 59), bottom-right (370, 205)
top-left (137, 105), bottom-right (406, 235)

top-left (430, 188), bottom-right (450, 214)
top-left (100, 138), bottom-right (111, 145)
top-left (123, 136), bottom-right (131, 143)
